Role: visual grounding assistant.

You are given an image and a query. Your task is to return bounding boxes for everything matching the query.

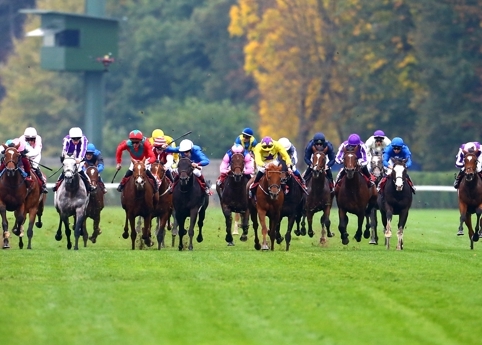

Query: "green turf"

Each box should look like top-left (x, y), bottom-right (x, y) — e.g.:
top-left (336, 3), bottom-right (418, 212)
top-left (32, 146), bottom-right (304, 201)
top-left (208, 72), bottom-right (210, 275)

top-left (1, 207), bottom-right (481, 345)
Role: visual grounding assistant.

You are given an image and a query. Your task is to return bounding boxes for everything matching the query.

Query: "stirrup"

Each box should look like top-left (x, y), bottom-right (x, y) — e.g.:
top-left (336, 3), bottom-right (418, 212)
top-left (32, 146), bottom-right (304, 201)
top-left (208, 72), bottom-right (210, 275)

top-left (117, 184), bottom-right (123, 192)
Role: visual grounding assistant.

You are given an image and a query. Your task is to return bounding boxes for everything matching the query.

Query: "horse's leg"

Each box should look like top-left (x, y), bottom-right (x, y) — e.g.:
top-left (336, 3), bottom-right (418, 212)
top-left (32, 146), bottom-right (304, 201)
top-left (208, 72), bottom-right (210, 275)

top-left (128, 215), bottom-right (137, 250)
top-left (142, 215), bottom-right (154, 247)
top-left (187, 208), bottom-right (199, 251)
top-left (258, 210), bottom-right (269, 250)
top-left (222, 204), bottom-right (234, 246)
top-left (324, 204), bottom-right (333, 239)
top-left (157, 214), bottom-right (169, 250)
top-left (196, 202), bottom-right (207, 244)
top-left (319, 211), bottom-right (328, 245)
top-left (25, 208), bottom-right (38, 250)
top-left (354, 212), bottom-right (364, 243)
top-left (55, 217), bottom-right (63, 241)
top-left (64, 217), bottom-right (72, 250)
top-left (473, 208), bottom-right (482, 243)
top-left (338, 209), bottom-right (349, 245)
top-left (74, 211), bottom-right (87, 250)
top-left (122, 211), bottom-right (129, 239)
top-left (239, 211), bottom-right (249, 242)
top-left (397, 210), bottom-right (410, 250)
top-left (89, 213), bottom-right (100, 244)
top-left (250, 207), bottom-right (260, 250)
top-left (177, 215), bottom-right (186, 251)
top-left (305, 211), bottom-right (314, 238)
top-left (0, 207), bottom-right (9, 248)
top-left (458, 202), bottom-right (467, 236)
top-left (268, 216), bottom-right (277, 251)
top-left (369, 208), bottom-right (378, 245)
top-left (285, 216), bottom-right (294, 251)
top-left (385, 207), bottom-right (393, 250)
top-left (171, 211), bottom-right (178, 248)
top-left (297, 214), bottom-right (305, 237)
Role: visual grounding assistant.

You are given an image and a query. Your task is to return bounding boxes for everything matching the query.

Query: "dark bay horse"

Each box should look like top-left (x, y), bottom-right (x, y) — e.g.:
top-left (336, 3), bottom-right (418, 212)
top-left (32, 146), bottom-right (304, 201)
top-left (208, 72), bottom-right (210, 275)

top-left (377, 159), bottom-right (413, 250)
top-left (368, 153), bottom-right (385, 245)
top-left (150, 161), bottom-right (173, 250)
top-left (335, 148), bottom-right (377, 245)
top-left (299, 149), bottom-right (334, 245)
top-left (216, 153), bottom-right (250, 246)
top-left (121, 159), bottom-right (156, 249)
top-left (0, 145), bottom-right (29, 249)
top-left (84, 166), bottom-right (104, 244)
top-left (248, 162), bottom-right (284, 251)
top-left (172, 157), bottom-right (209, 251)
top-left (278, 167), bottom-right (305, 251)
top-left (457, 152), bottom-right (482, 249)
top-left (54, 155), bottom-right (90, 250)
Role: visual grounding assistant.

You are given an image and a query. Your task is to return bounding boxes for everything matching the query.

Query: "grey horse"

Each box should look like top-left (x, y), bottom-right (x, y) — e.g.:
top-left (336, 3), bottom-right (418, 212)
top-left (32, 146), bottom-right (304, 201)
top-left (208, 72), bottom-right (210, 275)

top-left (54, 155), bottom-right (90, 250)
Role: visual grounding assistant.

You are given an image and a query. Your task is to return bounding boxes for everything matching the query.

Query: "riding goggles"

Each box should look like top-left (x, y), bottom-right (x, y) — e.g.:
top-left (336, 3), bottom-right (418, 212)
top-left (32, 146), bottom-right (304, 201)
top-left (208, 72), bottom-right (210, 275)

top-left (392, 146), bottom-right (401, 150)
top-left (261, 143), bottom-right (273, 150)
top-left (71, 137), bottom-right (81, 141)
top-left (375, 137), bottom-right (383, 142)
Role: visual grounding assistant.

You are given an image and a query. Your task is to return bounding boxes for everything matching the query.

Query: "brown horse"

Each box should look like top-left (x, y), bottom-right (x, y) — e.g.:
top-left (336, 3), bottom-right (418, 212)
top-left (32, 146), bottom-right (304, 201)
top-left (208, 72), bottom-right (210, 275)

top-left (84, 166), bottom-right (104, 244)
top-left (335, 148), bottom-right (377, 245)
top-left (377, 159), bottom-right (413, 250)
top-left (457, 151), bottom-right (482, 249)
top-left (300, 149), bottom-right (334, 245)
top-left (0, 145), bottom-right (29, 249)
top-left (120, 159), bottom-right (156, 249)
top-left (248, 162), bottom-right (284, 251)
top-left (368, 153), bottom-right (385, 245)
top-left (216, 153), bottom-right (250, 245)
top-left (150, 161), bottom-right (173, 250)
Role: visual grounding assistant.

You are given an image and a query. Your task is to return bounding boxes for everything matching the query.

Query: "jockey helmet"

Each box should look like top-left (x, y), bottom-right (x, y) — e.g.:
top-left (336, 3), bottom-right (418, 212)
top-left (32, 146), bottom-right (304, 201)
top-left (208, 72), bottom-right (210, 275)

top-left (464, 142), bottom-right (477, 152)
top-left (391, 137), bottom-right (404, 147)
top-left (313, 132), bottom-right (326, 143)
top-left (278, 137), bottom-right (292, 151)
top-left (151, 129), bottom-right (164, 138)
top-left (154, 136), bottom-right (167, 148)
top-left (129, 130), bottom-right (143, 141)
top-left (86, 143), bottom-right (96, 153)
top-left (231, 143), bottom-right (244, 154)
top-left (260, 136), bottom-right (274, 151)
top-left (69, 127), bottom-right (83, 138)
top-left (373, 130), bottom-right (385, 137)
top-left (24, 127), bottom-right (38, 138)
top-left (348, 134), bottom-right (361, 145)
top-left (242, 127), bottom-right (254, 137)
top-left (179, 139), bottom-right (193, 152)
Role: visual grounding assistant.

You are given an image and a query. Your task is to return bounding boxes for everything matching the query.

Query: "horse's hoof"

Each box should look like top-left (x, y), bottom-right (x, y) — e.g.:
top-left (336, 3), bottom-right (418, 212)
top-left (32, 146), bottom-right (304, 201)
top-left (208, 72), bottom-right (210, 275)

top-left (473, 234), bottom-right (480, 242)
top-left (35, 221), bottom-right (43, 228)
top-left (457, 230), bottom-right (464, 236)
top-left (12, 228), bottom-right (20, 237)
top-left (19, 241), bottom-right (24, 249)
top-left (261, 244), bottom-right (269, 251)
top-left (308, 231), bottom-right (314, 238)
top-left (55, 234), bottom-right (62, 241)
top-left (276, 236), bottom-right (284, 245)
top-left (294, 230), bottom-right (300, 236)
top-left (3, 244), bottom-right (10, 249)
top-left (363, 230), bottom-right (370, 239)
top-left (196, 235), bottom-right (203, 243)
top-left (122, 232), bottom-right (129, 239)
top-left (327, 232), bottom-right (334, 238)
top-left (341, 236), bottom-right (349, 245)
top-left (227, 242), bottom-right (235, 246)
top-left (254, 243), bottom-right (261, 251)
top-left (240, 235), bottom-right (248, 242)
top-left (369, 239), bottom-right (378, 245)
top-left (67, 243), bottom-right (72, 250)
top-left (89, 236), bottom-right (97, 244)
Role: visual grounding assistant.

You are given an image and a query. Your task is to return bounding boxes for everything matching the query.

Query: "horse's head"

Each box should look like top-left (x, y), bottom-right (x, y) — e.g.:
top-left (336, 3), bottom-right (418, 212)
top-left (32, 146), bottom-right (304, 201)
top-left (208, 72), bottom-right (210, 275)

top-left (230, 153), bottom-right (245, 182)
top-left (370, 154), bottom-right (384, 178)
top-left (343, 149), bottom-right (359, 179)
top-left (132, 158), bottom-right (147, 190)
top-left (311, 150), bottom-right (326, 178)
top-left (85, 166), bottom-right (99, 192)
top-left (178, 157), bottom-right (193, 186)
top-left (463, 152), bottom-right (478, 182)
top-left (63, 155), bottom-right (78, 180)
top-left (151, 161), bottom-right (166, 180)
top-left (391, 159), bottom-right (407, 191)
top-left (2, 144), bottom-right (21, 177)
top-left (264, 163), bottom-right (283, 200)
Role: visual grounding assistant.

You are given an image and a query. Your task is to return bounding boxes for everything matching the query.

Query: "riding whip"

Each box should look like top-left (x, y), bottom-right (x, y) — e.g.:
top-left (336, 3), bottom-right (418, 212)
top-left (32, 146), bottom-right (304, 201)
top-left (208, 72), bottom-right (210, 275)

top-left (111, 169), bottom-right (120, 183)
top-left (28, 158), bottom-right (53, 171)
top-left (48, 166), bottom-right (63, 178)
top-left (170, 130), bottom-right (192, 144)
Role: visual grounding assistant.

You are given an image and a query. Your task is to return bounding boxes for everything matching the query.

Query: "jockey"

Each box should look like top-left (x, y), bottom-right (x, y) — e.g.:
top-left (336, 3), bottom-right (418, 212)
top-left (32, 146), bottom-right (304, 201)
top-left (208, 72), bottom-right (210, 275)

top-left (365, 129), bottom-right (391, 170)
top-left (278, 137), bottom-right (307, 191)
top-left (115, 130), bottom-right (158, 198)
top-left (83, 143), bottom-right (107, 193)
top-left (149, 128), bottom-right (179, 166)
top-left (453, 141), bottom-right (482, 189)
top-left (303, 132), bottom-right (336, 188)
top-left (249, 136), bottom-right (293, 198)
top-left (379, 137), bottom-right (416, 193)
top-left (217, 143), bottom-right (255, 187)
top-left (152, 136), bottom-right (175, 183)
top-left (235, 127), bottom-right (258, 156)
top-left (19, 127), bottom-right (48, 193)
top-left (53, 127), bottom-right (91, 192)
top-left (163, 139), bottom-right (211, 194)
top-left (334, 133), bottom-right (374, 188)
top-left (0, 138), bottom-right (34, 188)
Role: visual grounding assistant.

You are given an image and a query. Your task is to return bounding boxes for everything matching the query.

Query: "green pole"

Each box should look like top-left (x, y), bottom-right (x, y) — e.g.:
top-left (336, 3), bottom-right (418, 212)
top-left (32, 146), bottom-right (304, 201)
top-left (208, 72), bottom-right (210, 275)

top-left (84, 0), bottom-right (106, 150)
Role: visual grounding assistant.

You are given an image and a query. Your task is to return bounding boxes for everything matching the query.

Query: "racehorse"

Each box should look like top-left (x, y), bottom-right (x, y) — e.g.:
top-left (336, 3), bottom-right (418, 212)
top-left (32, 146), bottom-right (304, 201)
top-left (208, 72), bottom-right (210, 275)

top-left (121, 159), bottom-right (156, 249)
top-left (150, 161), bottom-right (173, 250)
top-left (216, 152), bottom-right (250, 246)
top-left (457, 151), bottom-right (482, 249)
top-left (54, 155), bottom-right (90, 250)
top-left (278, 167), bottom-right (305, 251)
top-left (172, 157), bottom-right (209, 251)
top-left (335, 148), bottom-right (377, 245)
top-left (0, 145), bottom-right (29, 249)
top-left (377, 159), bottom-right (413, 250)
top-left (299, 149), bottom-right (334, 245)
top-left (247, 162), bottom-right (284, 251)
top-left (84, 166), bottom-right (104, 244)
top-left (368, 153), bottom-right (385, 245)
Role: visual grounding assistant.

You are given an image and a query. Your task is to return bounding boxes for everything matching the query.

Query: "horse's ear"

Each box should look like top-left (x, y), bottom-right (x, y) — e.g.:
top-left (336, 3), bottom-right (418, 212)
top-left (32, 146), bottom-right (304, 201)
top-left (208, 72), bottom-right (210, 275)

top-left (14, 143), bottom-right (20, 150)
top-left (1, 144), bottom-right (7, 150)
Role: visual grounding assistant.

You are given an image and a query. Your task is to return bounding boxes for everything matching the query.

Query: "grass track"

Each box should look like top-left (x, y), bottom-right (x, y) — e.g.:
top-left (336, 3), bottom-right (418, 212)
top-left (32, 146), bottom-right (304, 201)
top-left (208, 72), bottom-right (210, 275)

top-left (1, 207), bottom-right (481, 345)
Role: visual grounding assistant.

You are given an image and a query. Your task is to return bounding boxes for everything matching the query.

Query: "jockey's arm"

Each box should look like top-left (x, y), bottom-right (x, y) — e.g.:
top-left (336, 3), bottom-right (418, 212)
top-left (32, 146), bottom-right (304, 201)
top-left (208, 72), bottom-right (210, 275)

top-left (219, 153), bottom-right (230, 174)
top-left (455, 149), bottom-right (464, 168)
top-left (164, 154), bottom-right (174, 170)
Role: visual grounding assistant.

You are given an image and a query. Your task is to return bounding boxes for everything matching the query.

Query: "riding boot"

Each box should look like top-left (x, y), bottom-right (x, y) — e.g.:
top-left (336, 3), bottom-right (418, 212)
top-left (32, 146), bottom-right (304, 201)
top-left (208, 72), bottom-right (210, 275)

top-left (362, 166), bottom-right (375, 187)
top-left (166, 169), bottom-right (175, 183)
top-left (79, 170), bottom-right (92, 192)
top-left (53, 172), bottom-right (64, 192)
top-left (303, 166), bottom-right (312, 182)
top-left (249, 171), bottom-right (264, 198)
top-left (326, 168), bottom-right (334, 192)
top-left (146, 169), bottom-right (159, 191)
top-left (406, 173), bottom-right (416, 194)
top-left (453, 169), bottom-right (464, 189)
top-left (335, 169), bottom-right (346, 187)
top-left (198, 174), bottom-right (211, 195)
top-left (117, 170), bottom-right (133, 192)
top-left (34, 168), bottom-right (48, 194)
top-left (24, 173), bottom-right (33, 189)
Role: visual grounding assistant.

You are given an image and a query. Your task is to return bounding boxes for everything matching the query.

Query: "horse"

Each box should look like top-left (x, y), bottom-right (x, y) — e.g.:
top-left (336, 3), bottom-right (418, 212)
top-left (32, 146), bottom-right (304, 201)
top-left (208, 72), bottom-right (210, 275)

top-left (247, 162), bottom-right (284, 251)
top-left (277, 166), bottom-right (305, 251)
top-left (457, 151), bottom-right (482, 249)
top-left (299, 149), bottom-right (334, 245)
top-left (377, 159), bottom-right (413, 250)
top-left (150, 161), bottom-right (173, 250)
top-left (54, 155), bottom-right (90, 250)
top-left (84, 166), bottom-right (104, 244)
top-left (120, 159), bottom-right (156, 250)
top-left (172, 157), bottom-right (209, 251)
top-left (335, 148), bottom-right (377, 245)
top-left (368, 153), bottom-right (385, 245)
top-left (216, 152), bottom-right (250, 246)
